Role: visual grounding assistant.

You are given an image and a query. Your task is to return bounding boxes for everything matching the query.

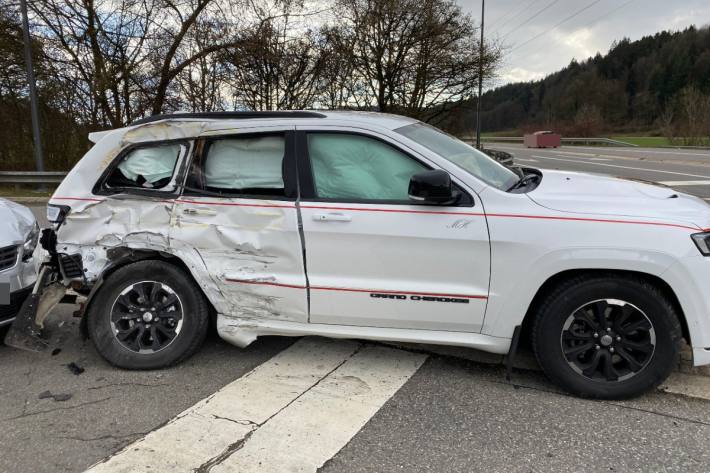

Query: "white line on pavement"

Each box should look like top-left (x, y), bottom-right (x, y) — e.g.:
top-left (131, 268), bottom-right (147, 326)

top-left (490, 144), bottom-right (710, 158)
top-left (530, 155), bottom-right (710, 179)
top-left (549, 150), bottom-right (657, 161)
top-left (85, 338), bottom-right (426, 473)
top-left (563, 146), bottom-right (710, 158)
top-left (658, 180), bottom-right (710, 186)
top-left (212, 345), bottom-right (426, 473)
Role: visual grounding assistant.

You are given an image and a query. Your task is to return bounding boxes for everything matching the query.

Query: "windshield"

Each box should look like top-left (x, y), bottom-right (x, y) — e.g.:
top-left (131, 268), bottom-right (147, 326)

top-left (395, 122), bottom-right (519, 191)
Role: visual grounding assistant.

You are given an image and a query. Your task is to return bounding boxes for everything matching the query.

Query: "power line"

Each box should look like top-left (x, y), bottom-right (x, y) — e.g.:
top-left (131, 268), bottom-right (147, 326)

top-left (510, 0), bottom-right (638, 53)
top-left (584, 0), bottom-right (639, 29)
top-left (510, 0), bottom-right (604, 52)
top-left (489, 0), bottom-right (539, 30)
top-left (500, 0), bottom-right (561, 40)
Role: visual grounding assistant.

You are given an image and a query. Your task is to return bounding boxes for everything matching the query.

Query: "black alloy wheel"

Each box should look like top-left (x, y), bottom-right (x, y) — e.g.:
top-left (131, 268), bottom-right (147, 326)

top-left (532, 274), bottom-right (682, 399)
top-left (88, 260), bottom-right (209, 369)
top-left (560, 299), bottom-right (655, 382)
top-left (110, 281), bottom-right (184, 353)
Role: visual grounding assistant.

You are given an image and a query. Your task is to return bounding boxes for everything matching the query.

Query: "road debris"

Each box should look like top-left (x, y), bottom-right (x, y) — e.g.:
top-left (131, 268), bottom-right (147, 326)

top-left (67, 362), bottom-right (85, 375)
top-left (38, 390), bottom-right (73, 402)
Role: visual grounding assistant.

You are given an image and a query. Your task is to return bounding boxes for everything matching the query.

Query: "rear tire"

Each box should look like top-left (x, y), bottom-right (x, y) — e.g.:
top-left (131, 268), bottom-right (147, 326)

top-left (532, 274), bottom-right (682, 399)
top-left (87, 260), bottom-right (209, 369)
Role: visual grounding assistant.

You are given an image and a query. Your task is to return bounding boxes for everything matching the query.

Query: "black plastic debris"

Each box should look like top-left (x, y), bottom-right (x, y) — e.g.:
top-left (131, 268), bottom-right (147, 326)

top-left (51, 348), bottom-right (61, 356)
top-left (38, 390), bottom-right (72, 402)
top-left (67, 362), bottom-right (85, 375)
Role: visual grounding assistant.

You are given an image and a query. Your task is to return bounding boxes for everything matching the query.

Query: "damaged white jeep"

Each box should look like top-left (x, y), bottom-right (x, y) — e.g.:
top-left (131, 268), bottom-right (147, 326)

top-left (7, 111), bottom-right (710, 399)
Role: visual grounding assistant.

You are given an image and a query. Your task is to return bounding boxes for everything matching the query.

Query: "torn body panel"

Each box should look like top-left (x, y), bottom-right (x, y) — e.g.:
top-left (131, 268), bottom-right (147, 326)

top-left (49, 194), bottom-right (306, 329)
top-left (171, 197), bottom-right (308, 323)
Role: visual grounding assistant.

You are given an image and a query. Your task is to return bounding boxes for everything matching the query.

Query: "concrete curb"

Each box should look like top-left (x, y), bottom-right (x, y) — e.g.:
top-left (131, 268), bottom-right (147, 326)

top-left (383, 340), bottom-right (710, 378)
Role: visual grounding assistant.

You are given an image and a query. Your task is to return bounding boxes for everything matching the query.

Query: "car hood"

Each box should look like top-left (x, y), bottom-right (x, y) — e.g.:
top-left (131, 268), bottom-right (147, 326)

top-left (0, 198), bottom-right (36, 247)
top-left (527, 169), bottom-right (710, 229)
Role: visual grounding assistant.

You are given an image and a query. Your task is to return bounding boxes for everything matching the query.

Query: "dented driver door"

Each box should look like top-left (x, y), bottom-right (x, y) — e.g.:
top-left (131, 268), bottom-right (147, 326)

top-left (170, 126), bottom-right (308, 323)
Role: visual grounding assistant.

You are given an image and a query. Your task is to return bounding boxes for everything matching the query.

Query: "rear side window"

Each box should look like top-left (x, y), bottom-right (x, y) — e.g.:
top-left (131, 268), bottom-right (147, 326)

top-left (202, 135), bottom-right (285, 194)
top-left (105, 143), bottom-right (182, 190)
top-left (307, 133), bottom-right (426, 201)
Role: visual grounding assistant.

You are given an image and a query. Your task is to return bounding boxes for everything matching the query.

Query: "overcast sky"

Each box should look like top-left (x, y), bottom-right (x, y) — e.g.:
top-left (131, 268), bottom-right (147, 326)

top-left (457, 0), bottom-right (710, 88)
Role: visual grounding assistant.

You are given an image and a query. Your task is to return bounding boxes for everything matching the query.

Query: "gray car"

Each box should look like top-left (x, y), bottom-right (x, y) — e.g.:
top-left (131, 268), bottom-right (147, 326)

top-left (0, 198), bottom-right (39, 328)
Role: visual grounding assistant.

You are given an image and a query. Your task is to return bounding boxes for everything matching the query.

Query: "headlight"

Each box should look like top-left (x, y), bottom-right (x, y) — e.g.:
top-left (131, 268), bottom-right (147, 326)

top-left (691, 232), bottom-right (710, 256)
top-left (22, 222), bottom-right (40, 261)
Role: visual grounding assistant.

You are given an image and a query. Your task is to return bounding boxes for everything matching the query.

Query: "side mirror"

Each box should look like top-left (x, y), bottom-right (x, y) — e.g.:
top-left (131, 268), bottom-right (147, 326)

top-left (408, 170), bottom-right (454, 204)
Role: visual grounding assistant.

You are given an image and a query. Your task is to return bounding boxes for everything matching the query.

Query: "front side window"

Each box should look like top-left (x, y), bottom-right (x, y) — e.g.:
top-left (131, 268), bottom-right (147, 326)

top-left (194, 134), bottom-right (285, 196)
top-left (307, 133), bottom-right (427, 201)
top-left (395, 122), bottom-right (519, 191)
top-left (105, 143), bottom-right (182, 190)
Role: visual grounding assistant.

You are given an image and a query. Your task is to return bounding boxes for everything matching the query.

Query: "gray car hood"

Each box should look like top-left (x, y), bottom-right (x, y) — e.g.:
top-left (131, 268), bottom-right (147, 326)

top-left (527, 170), bottom-right (710, 229)
top-left (0, 198), bottom-right (36, 247)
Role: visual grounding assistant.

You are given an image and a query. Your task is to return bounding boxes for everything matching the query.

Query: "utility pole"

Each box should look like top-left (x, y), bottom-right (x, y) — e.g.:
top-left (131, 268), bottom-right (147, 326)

top-left (475, 0), bottom-right (485, 149)
top-left (20, 0), bottom-right (45, 174)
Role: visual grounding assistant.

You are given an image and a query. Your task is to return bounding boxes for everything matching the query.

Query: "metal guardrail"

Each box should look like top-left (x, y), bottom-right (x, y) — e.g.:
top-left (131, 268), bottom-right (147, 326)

top-left (0, 171), bottom-right (67, 185)
top-left (472, 136), bottom-right (638, 147)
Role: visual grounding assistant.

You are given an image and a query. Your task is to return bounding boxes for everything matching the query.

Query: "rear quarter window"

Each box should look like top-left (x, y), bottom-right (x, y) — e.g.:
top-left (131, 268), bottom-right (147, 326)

top-left (104, 143), bottom-right (183, 191)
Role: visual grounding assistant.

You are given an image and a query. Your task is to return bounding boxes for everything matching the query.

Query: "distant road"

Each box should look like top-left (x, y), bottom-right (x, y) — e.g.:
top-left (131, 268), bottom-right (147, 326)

top-left (494, 144), bottom-right (710, 200)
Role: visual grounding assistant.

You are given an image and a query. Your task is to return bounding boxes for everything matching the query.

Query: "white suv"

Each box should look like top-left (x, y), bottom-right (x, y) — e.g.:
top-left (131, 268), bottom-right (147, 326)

top-left (12, 111), bottom-right (710, 399)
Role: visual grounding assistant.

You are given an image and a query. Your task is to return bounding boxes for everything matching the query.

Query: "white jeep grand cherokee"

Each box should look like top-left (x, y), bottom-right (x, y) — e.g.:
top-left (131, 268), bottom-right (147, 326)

top-left (11, 111), bottom-right (710, 399)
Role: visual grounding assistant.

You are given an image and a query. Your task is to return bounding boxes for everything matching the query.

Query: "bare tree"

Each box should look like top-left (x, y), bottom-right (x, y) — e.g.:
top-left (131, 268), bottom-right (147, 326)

top-left (30, 0), bottom-right (157, 126)
top-left (222, 2), bottom-right (329, 111)
top-left (174, 17), bottom-right (230, 112)
top-left (326, 0), bottom-right (500, 120)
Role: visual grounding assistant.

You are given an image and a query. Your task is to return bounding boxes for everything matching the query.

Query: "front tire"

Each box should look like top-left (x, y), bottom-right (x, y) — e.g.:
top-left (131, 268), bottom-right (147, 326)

top-left (532, 274), bottom-right (682, 399)
top-left (87, 260), bottom-right (209, 369)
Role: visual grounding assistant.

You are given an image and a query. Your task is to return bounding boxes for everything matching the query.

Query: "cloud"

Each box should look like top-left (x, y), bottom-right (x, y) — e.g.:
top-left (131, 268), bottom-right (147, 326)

top-left (499, 67), bottom-right (545, 83)
top-left (456, 0), bottom-right (710, 87)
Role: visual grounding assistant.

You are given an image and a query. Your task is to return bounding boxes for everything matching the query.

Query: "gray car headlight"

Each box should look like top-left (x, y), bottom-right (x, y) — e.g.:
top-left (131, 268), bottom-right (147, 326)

top-left (691, 232), bottom-right (710, 256)
top-left (22, 222), bottom-right (40, 261)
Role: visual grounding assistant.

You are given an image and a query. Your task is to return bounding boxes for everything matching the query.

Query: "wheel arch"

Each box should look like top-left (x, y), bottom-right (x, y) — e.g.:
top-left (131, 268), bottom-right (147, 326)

top-left (518, 269), bottom-right (690, 349)
top-left (79, 247), bottom-right (217, 338)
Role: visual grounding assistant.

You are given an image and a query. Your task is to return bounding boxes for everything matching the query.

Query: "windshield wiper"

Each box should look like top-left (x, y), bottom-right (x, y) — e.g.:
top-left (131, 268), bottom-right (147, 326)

top-left (506, 173), bottom-right (540, 192)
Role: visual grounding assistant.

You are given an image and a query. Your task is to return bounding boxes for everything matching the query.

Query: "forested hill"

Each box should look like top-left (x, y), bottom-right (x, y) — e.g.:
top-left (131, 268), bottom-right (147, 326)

top-left (455, 26), bottom-right (710, 136)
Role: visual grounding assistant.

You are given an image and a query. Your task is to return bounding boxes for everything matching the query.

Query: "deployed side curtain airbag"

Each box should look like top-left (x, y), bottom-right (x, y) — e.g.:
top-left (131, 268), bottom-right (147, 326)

top-left (307, 134), bottom-right (426, 200)
top-left (117, 144), bottom-right (181, 185)
top-left (204, 136), bottom-right (285, 190)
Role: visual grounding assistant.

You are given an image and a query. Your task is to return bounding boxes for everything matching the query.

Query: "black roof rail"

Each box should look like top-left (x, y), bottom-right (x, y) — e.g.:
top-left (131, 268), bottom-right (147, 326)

top-left (130, 111), bottom-right (327, 126)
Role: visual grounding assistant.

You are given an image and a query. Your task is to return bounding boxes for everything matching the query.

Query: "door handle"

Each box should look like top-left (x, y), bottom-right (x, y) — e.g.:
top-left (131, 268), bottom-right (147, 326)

top-left (182, 207), bottom-right (217, 217)
top-left (312, 212), bottom-right (352, 222)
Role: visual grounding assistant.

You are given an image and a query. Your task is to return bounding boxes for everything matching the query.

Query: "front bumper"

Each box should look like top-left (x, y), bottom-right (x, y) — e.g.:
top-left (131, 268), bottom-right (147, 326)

top-left (0, 285), bottom-right (33, 326)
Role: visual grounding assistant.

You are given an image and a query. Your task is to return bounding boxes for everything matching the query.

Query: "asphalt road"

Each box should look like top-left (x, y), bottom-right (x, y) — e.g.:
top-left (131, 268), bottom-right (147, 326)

top-left (495, 143), bottom-right (710, 199)
top-left (3, 146), bottom-right (710, 472)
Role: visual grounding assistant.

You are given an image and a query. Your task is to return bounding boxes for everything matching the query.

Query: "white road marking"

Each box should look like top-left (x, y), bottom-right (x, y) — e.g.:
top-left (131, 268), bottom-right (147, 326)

top-left (515, 158), bottom-right (538, 163)
top-left (658, 180), bottom-right (710, 186)
top-left (530, 155), bottom-right (710, 179)
top-left (490, 144), bottom-right (710, 158)
top-left (212, 345), bottom-right (425, 473)
top-left (565, 146), bottom-right (710, 158)
top-left (85, 338), bottom-right (426, 473)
